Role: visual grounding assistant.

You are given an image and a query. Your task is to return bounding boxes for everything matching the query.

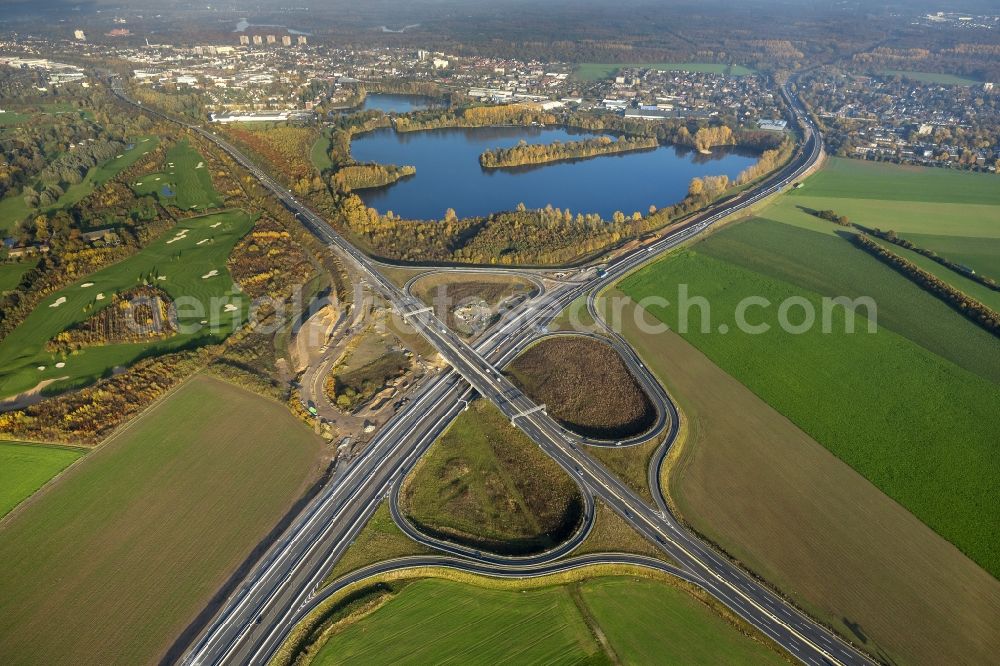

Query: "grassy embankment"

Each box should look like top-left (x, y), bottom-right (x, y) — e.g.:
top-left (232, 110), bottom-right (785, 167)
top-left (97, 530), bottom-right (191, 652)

top-left (0, 136), bottom-right (160, 235)
top-left (505, 335), bottom-right (655, 440)
top-left (0, 375), bottom-right (325, 664)
top-left (400, 399), bottom-right (583, 555)
top-left (574, 62), bottom-right (755, 81)
top-left (0, 209), bottom-right (253, 399)
top-left (609, 156), bottom-right (1000, 665)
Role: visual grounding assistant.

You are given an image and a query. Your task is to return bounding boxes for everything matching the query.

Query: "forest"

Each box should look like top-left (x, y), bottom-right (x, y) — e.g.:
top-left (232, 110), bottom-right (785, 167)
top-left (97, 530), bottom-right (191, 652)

top-left (479, 135), bottom-right (659, 168)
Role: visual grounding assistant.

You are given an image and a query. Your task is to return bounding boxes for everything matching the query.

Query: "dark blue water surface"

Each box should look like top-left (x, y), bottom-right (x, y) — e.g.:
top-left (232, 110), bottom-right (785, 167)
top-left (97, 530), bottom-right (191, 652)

top-left (360, 93), bottom-right (441, 114)
top-left (350, 126), bottom-right (759, 220)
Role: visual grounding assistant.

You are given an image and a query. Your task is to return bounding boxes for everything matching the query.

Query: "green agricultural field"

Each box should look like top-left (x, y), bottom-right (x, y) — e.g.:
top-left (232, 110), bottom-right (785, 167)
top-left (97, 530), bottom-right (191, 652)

top-left (401, 399), bottom-right (582, 554)
top-left (697, 218), bottom-right (1000, 384)
top-left (900, 233), bottom-right (1000, 278)
top-left (131, 138), bottom-right (223, 211)
top-left (0, 209), bottom-right (253, 399)
top-left (579, 577), bottom-right (782, 664)
top-left (620, 248), bottom-right (1000, 578)
top-left (309, 576), bottom-right (783, 666)
top-left (869, 237), bottom-right (1000, 312)
top-left (0, 136), bottom-right (159, 235)
top-left (312, 578), bottom-right (597, 665)
top-left (575, 62), bottom-right (754, 81)
top-left (0, 375), bottom-right (324, 665)
top-left (611, 293), bottom-right (1000, 666)
top-left (0, 440), bottom-right (81, 517)
top-left (788, 156), bottom-right (1000, 206)
top-left (0, 258), bottom-right (38, 292)
top-left (880, 70), bottom-right (982, 86)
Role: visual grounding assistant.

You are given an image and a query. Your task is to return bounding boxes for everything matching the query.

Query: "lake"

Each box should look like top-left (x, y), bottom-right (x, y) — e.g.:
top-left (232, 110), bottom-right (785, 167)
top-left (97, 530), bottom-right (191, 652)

top-left (360, 93), bottom-right (441, 114)
top-left (350, 126), bottom-right (760, 220)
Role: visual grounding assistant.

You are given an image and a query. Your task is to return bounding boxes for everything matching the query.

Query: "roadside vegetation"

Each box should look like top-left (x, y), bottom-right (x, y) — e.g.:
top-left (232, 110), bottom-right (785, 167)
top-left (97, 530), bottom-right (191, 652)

top-left (505, 335), bottom-right (656, 440)
top-left (0, 376), bottom-right (326, 665)
top-left (573, 501), bottom-right (670, 561)
top-left (400, 399), bottom-right (583, 555)
top-left (219, 124), bottom-right (323, 196)
top-left (323, 502), bottom-right (433, 585)
top-left (585, 435), bottom-right (662, 505)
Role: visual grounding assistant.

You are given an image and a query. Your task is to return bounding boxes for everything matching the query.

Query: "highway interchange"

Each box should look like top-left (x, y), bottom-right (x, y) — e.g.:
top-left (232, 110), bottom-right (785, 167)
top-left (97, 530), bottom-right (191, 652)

top-left (112, 78), bottom-right (876, 666)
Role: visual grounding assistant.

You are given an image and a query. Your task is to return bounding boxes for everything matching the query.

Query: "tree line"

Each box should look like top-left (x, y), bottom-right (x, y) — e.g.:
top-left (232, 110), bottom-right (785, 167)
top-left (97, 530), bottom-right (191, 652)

top-left (867, 228), bottom-right (998, 291)
top-left (853, 234), bottom-right (999, 337)
top-left (735, 138), bottom-right (794, 186)
top-left (479, 135), bottom-right (659, 168)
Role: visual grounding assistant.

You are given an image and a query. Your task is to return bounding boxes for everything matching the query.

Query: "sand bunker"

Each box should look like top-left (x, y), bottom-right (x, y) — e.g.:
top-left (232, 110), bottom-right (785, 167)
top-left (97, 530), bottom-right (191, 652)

top-left (96, 293), bottom-right (105, 300)
top-left (202, 269), bottom-right (219, 279)
top-left (49, 296), bottom-right (67, 308)
top-left (196, 239), bottom-right (210, 245)
top-left (224, 304), bottom-right (238, 312)
top-left (37, 366), bottom-right (46, 371)
top-left (55, 362), bottom-right (66, 369)
top-left (81, 282), bottom-right (94, 288)
top-left (166, 230), bottom-right (189, 245)
top-left (195, 161), bottom-right (204, 169)
top-left (210, 222), bottom-right (222, 228)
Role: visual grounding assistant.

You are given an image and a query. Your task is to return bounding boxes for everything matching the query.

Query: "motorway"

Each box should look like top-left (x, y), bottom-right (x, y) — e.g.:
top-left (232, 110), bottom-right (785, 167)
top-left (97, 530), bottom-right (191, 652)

top-left (111, 80), bottom-right (875, 666)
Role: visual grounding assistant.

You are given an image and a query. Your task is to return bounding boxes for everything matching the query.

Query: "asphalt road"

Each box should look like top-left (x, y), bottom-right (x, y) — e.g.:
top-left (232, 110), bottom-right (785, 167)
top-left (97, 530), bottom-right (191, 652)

top-left (111, 80), bottom-right (874, 666)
